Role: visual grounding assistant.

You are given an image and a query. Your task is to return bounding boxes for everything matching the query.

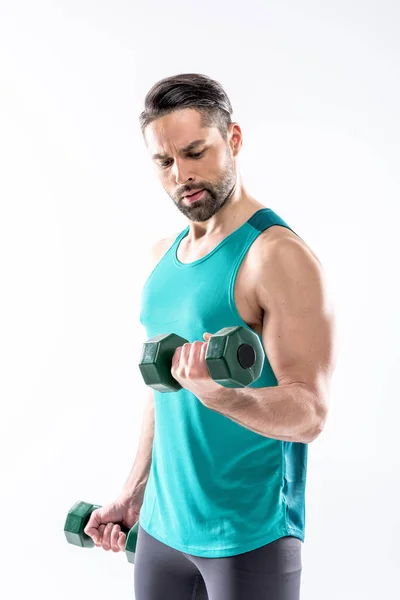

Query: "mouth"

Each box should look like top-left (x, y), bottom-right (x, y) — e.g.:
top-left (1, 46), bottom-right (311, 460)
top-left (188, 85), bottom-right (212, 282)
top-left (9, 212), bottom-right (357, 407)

top-left (184, 189), bottom-right (205, 202)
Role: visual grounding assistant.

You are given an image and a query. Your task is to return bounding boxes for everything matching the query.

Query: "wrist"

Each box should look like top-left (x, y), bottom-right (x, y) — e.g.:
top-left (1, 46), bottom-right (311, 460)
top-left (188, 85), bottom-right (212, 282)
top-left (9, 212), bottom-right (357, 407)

top-left (118, 485), bottom-right (145, 507)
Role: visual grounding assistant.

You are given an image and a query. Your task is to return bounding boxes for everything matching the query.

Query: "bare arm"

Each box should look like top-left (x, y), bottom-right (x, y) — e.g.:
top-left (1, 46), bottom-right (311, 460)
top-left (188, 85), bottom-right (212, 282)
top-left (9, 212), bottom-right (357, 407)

top-left (117, 233), bottom-right (179, 506)
top-left (202, 233), bottom-right (337, 443)
top-left (119, 388), bottom-right (154, 505)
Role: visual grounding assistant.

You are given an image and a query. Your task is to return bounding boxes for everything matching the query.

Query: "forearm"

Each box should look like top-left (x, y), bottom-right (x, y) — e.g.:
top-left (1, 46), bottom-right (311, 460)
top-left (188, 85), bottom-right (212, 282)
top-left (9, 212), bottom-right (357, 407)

top-left (202, 382), bottom-right (324, 444)
top-left (119, 391), bottom-right (155, 505)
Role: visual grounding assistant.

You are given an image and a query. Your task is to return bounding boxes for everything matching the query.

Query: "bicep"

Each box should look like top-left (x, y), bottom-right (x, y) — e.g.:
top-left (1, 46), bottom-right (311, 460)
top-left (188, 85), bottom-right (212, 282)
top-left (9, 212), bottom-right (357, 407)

top-left (258, 238), bottom-right (337, 404)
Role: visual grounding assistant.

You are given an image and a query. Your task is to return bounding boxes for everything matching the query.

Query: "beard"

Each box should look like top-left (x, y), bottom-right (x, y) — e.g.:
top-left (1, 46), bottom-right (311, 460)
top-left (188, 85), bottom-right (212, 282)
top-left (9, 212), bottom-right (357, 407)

top-left (171, 148), bottom-right (237, 222)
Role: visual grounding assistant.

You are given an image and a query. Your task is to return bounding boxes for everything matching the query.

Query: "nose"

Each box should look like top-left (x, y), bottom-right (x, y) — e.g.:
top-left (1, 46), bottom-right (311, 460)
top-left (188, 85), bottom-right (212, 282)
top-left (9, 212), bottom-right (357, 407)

top-left (172, 159), bottom-right (196, 188)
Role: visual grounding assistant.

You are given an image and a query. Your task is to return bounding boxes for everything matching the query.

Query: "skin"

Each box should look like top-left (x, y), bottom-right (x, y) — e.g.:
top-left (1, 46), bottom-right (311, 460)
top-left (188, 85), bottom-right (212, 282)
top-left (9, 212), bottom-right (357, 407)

top-left (143, 107), bottom-right (266, 241)
top-left (143, 107), bottom-right (336, 441)
top-left (91, 108), bottom-right (337, 553)
top-left (144, 109), bottom-right (336, 436)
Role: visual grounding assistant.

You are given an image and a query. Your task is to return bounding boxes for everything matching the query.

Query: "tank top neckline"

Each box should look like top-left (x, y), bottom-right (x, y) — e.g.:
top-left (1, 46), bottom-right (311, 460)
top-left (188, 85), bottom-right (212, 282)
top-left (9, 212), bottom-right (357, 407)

top-left (173, 208), bottom-right (269, 268)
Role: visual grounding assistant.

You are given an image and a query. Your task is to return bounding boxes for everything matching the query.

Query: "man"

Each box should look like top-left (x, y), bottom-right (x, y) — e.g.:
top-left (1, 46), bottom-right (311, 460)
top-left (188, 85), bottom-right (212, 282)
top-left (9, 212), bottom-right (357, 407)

top-left (86, 73), bottom-right (337, 600)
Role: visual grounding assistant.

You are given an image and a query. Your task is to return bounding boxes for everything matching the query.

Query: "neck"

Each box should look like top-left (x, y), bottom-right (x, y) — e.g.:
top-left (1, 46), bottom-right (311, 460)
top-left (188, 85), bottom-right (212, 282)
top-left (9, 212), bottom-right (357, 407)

top-left (186, 181), bottom-right (265, 243)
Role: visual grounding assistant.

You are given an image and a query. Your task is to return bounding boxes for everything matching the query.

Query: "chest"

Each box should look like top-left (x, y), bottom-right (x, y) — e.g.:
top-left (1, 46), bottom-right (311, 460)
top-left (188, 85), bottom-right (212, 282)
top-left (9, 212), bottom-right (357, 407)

top-left (177, 237), bottom-right (264, 337)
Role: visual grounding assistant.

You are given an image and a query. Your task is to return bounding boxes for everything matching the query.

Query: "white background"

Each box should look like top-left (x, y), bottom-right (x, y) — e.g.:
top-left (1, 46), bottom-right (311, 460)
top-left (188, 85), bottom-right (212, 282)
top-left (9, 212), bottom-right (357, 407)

top-left (1, 1), bottom-right (399, 598)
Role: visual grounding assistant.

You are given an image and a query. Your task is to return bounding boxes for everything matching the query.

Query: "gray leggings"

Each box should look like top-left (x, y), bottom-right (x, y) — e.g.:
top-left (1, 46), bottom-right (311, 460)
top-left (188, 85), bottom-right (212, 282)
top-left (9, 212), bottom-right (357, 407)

top-left (134, 525), bottom-right (302, 600)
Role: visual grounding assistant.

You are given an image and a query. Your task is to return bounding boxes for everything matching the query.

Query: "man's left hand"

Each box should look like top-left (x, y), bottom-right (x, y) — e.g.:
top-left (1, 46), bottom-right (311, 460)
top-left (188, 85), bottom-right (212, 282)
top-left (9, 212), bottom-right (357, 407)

top-left (170, 332), bottom-right (221, 403)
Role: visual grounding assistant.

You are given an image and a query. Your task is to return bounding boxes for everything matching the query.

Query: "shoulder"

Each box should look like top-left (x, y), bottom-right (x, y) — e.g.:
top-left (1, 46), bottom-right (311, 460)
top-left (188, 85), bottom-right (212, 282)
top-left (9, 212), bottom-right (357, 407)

top-left (145, 231), bottom-right (182, 273)
top-left (151, 231), bottom-right (182, 259)
top-left (254, 225), bottom-right (325, 308)
top-left (255, 224), bottom-right (321, 268)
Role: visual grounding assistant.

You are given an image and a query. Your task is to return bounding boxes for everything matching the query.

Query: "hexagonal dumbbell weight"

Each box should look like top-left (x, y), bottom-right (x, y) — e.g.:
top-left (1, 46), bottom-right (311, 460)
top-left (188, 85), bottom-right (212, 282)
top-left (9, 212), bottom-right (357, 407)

top-left (64, 501), bottom-right (139, 564)
top-left (138, 325), bottom-right (265, 393)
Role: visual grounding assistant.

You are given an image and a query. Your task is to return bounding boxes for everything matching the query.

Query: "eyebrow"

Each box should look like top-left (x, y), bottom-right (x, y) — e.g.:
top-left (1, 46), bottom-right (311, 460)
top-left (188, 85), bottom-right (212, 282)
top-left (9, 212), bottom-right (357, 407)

top-left (152, 139), bottom-right (207, 161)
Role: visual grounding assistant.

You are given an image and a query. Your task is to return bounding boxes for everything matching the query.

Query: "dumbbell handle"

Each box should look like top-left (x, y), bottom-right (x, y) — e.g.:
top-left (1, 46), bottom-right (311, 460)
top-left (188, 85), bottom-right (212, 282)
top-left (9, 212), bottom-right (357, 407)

top-left (64, 500), bottom-right (139, 564)
top-left (93, 521), bottom-right (131, 537)
top-left (139, 326), bottom-right (265, 393)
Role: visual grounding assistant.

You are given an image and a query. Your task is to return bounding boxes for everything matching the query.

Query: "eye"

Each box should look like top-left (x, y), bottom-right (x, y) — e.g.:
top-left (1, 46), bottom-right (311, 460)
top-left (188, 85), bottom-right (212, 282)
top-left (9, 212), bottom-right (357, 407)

top-left (159, 150), bottom-right (205, 169)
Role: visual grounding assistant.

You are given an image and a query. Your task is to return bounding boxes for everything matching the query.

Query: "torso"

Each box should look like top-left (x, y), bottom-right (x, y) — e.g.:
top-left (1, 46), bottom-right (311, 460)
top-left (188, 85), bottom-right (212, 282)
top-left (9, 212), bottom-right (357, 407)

top-left (153, 216), bottom-right (307, 338)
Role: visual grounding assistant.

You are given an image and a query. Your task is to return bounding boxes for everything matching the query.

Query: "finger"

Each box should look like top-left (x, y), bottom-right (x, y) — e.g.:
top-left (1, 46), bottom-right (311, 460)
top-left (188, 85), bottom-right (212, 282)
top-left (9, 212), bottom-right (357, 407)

top-left (200, 342), bottom-right (208, 361)
top-left (192, 341), bottom-right (204, 364)
top-left (97, 523), bottom-right (106, 547)
top-left (110, 524), bottom-right (122, 552)
top-left (84, 511), bottom-right (103, 543)
top-left (182, 342), bottom-right (191, 364)
top-left (171, 346), bottom-right (182, 369)
top-left (102, 522), bottom-right (114, 551)
top-left (85, 527), bottom-right (100, 544)
top-left (117, 531), bottom-right (126, 552)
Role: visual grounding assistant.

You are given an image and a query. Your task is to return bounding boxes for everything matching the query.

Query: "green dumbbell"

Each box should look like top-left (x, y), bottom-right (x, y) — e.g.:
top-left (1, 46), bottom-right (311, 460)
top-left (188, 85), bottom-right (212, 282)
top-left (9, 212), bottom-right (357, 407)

top-left (64, 501), bottom-right (139, 564)
top-left (138, 325), bottom-right (265, 393)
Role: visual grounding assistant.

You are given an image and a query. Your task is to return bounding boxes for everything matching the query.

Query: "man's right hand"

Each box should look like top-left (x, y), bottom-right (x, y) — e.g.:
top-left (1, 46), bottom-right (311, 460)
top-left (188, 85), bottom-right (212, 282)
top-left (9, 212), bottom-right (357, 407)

top-left (84, 497), bottom-right (141, 553)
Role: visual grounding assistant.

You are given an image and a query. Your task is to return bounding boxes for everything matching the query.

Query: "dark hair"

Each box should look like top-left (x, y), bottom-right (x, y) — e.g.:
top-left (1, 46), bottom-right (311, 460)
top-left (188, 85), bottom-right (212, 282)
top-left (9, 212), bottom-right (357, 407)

top-left (139, 73), bottom-right (233, 142)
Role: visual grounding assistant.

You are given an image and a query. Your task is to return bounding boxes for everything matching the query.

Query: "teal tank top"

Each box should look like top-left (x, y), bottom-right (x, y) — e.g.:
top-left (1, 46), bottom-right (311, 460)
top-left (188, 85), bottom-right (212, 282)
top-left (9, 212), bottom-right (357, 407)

top-left (138, 207), bottom-right (307, 557)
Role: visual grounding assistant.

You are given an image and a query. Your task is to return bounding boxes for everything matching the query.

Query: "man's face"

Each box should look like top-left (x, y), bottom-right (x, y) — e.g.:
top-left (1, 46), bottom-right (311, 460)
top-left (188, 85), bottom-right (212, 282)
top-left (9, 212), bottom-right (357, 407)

top-left (144, 108), bottom-right (238, 222)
